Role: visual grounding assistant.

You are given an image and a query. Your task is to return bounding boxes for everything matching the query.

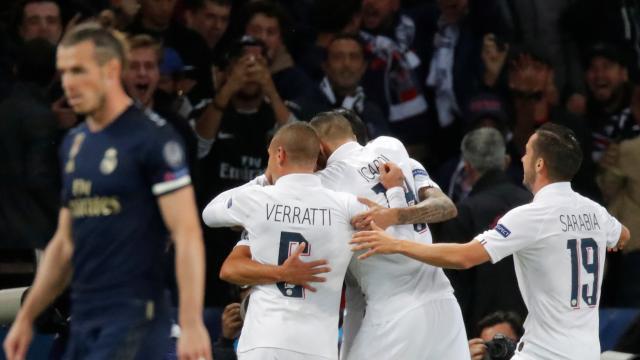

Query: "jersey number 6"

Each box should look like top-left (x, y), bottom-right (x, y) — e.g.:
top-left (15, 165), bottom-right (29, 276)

top-left (277, 231), bottom-right (309, 299)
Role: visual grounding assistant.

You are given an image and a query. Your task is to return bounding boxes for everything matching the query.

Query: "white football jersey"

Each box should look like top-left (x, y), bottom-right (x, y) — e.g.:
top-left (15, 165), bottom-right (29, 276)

top-left (202, 174), bottom-right (367, 359)
top-left (316, 137), bottom-right (454, 321)
top-left (478, 182), bottom-right (622, 360)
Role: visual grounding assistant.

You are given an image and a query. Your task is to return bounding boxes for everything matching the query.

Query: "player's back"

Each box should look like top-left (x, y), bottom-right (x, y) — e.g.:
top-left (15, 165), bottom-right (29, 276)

top-left (229, 174), bottom-right (364, 359)
top-left (317, 137), bottom-right (454, 321)
top-left (483, 183), bottom-right (621, 360)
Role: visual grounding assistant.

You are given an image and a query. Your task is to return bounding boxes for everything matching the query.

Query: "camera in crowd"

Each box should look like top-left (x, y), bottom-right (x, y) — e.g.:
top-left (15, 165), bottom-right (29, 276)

top-left (483, 334), bottom-right (517, 360)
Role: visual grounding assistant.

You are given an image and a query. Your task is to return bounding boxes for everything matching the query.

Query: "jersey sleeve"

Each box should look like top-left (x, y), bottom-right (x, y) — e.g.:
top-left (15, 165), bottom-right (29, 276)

top-left (345, 194), bottom-right (370, 220)
top-left (235, 230), bottom-right (251, 247)
top-left (386, 186), bottom-right (408, 208)
top-left (202, 186), bottom-right (259, 228)
top-left (410, 158), bottom-right (440, 190)
top-left (143, 126), bottom-right (191, 197)
top-left (477, 205), bottom-right (540, 263)
top-left (600, 206), bottom-right (623, 248)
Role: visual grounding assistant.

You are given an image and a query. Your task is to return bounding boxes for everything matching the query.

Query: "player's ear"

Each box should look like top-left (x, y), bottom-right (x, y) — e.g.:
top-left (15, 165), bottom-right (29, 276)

top-left (277, 146), bottom-right (287, 165)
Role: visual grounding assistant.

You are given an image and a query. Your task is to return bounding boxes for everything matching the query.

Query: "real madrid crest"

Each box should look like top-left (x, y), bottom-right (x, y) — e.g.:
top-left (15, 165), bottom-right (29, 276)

top-left (100, 147), bottom-right (118, 175)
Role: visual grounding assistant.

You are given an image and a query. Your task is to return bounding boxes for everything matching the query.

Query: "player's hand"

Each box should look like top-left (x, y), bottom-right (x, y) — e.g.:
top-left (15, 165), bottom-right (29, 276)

top-left (351, 197), bottom-right (396, 230)
top-left (379, 162), bottom-right (404, 189)
top-left (468, 338), bottom-right (487, 360)
top-left (350, 221), bottom-right (402, 260)
top-left (279, 243), bottom-right (330, 292)
top-left (3, 317), bottom-right (33, 360)
top-left (221, 303), bottom-right (243, 340)
top-left (177, 321), bottom-right (212, 360)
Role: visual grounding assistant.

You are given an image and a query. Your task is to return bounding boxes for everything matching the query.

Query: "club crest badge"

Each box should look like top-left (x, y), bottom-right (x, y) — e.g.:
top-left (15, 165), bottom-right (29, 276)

top-left (100, 148), bottom-right (118, 175)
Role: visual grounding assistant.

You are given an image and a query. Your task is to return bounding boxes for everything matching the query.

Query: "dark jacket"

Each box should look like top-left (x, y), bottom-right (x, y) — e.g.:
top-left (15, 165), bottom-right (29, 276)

top-left (432, 170), bottom-right (531, 333)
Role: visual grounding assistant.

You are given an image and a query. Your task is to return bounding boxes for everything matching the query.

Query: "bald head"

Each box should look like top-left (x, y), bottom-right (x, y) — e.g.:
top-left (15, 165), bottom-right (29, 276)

top-left (309, 111), bottom-right (356, 144)
top-left (271, 122), bottom-right (320, 167)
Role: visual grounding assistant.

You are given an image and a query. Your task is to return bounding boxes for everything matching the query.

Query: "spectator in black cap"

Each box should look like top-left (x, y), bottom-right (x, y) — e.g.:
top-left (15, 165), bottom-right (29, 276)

top-left (584, 42), bottom-right (640, 163)
top-left (196, 36), bottom-right (296, 340)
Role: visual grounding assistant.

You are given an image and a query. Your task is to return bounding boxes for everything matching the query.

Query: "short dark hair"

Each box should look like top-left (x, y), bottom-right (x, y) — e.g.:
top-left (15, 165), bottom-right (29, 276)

top-left (12, 0), bottom-right (60, 36)
top-left (59, 22), bottom-right (128, 69)
top-left (476, 311), bottom-right (524, 340)
top-left (333, 108), bottom-right (369, 145)
top-left (309, 110), bottom-right (356, 142)
top-left (184, 0), bottom-right (231, 12)
top-left (242, 0), bottom-right (291, 39)
top-left (533, 123), bottom-right (583, 182)
top-left (327, 33), bottom-right (366, 55)
top-left (310, 0), bottom-right (361, 34)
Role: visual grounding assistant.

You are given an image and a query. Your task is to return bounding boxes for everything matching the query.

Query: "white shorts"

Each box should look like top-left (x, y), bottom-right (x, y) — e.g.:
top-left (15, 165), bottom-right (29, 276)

top-left (342, 297), bottom-right (469, 360)
top-left (238, 348), bottom-right (334, 360)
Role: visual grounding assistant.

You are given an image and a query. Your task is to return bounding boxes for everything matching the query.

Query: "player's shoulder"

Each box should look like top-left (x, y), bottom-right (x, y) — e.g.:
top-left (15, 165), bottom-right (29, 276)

top-left (367, 136), bottom-right (406, 152)
top-left (61, 122), bottom-right (88, 147)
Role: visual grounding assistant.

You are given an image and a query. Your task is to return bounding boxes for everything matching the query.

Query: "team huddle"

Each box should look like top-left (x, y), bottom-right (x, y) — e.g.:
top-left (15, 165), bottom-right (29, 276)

top-left (3, 23), bottom-right (631, 360)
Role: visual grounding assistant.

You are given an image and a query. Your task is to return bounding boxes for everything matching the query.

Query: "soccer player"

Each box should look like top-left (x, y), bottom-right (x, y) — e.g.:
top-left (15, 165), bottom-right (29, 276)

top-left (3, 24), bottom-right (211, 360)
top-left (308, 111), bottom-right (469, 360)
top-left (351, 123), bottom-right (631, 360)
top-left (202, 122), bottom-right (369, 360)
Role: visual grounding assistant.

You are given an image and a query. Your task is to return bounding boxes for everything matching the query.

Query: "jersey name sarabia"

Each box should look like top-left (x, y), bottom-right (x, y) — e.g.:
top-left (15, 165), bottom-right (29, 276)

top-left (60, 105), bottom-right (191, 306)
top-left (202, 174), bottom-right (367, 359)
top-left (479, 182), bottom-right (622, 360)
top-left (316, 136), bottom-right (454, 321)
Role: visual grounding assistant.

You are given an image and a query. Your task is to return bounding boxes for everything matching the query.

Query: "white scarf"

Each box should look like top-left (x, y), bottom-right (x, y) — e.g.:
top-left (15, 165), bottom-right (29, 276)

top-left (319, 77), bottom-right (365, 113)
top-left (427, 19), bottom-right (460, 127)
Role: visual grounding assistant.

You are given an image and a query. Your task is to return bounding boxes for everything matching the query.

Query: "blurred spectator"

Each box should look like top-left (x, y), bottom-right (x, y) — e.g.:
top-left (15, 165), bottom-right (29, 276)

top-left (298, 0), bottom-right (362, 82)
top-left (184, 0), bottom-right (232, 62)
top-left (432, 127), bottom-right (529, 333)
top-left (584, 43), bottom-right (640, 162)
top-left (358, 0), bottom-right (430, 157)
top-left (196, 36), bottom-right (293, 339)
top-left (507, 43), bottom-right (601, 202)
top-left (0, 38), bottom-right (59, 250)
top-left (13, 0), bottom-right (63, 45)
top-left (291, 33), bottom-right (389, 138)
top-left (123, 34), bottom-right (200, 179)
top-left (597, 136), bottom-right (640, 307)
top-left (497, 0), bottom-right (586, 111)
top-left (564, 0), bottom-right (640, 84)
top-left (242, 0), bottom-right (314, 101)
top-left (127, 0), bottom-right (212, 93)
top-left (468, 311), bottom-right (524, 360)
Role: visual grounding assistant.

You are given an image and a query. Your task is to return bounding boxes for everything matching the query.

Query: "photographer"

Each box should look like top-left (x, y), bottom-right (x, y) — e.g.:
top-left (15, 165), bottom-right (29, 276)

top-left (469, 311), bottom-right (524, 360)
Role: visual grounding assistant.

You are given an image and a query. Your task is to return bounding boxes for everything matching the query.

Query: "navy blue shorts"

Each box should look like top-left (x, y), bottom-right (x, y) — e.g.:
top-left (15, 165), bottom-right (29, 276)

top-left (64, 298), bottom-right (171, 360)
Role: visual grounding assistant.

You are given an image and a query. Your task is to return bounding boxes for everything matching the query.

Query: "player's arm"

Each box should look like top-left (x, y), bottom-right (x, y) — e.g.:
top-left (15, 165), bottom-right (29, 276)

top-left (352, 162), bottom-right (457, 229)
top-left (219, 244), bottom-right (330, 292)
top-left (610, 224), bottom-right (630, 252)
top-left (202, 177), bottom-right (270, 228)
top-left (350, 222), bottom-right (490, 269)
top-left (4, 208), bottom-right (74, 360)
top-left (158, 186), bottom-right (212, 360)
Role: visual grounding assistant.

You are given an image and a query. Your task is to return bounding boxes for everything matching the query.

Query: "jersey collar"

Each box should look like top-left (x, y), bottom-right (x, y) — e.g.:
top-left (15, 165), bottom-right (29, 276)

top-left (326, 141), bottom-right (362, 166)
top-left (533, 181), bottom-right (572, 202)
top-left (275, 173), bottom-right (322, 187)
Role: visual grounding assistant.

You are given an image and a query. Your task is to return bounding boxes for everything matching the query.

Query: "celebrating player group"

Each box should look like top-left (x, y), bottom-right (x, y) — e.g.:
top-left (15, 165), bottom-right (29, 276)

top-left (3, 23), bottom-right (630, 360)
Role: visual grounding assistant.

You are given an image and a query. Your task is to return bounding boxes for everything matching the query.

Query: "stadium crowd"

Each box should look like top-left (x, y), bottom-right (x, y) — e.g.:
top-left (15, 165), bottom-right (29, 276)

top-left (0, 0), bottom-right (639, 358)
